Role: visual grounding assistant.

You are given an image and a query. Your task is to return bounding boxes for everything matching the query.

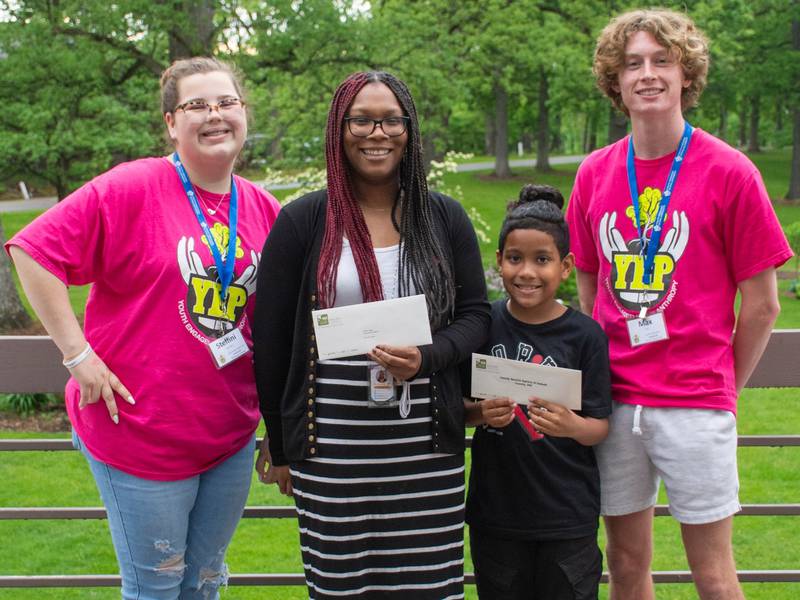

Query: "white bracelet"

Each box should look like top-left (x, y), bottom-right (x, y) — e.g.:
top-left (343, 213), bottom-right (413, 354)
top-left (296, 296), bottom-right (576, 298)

top-left (63, 344), bottom-right (93, 369)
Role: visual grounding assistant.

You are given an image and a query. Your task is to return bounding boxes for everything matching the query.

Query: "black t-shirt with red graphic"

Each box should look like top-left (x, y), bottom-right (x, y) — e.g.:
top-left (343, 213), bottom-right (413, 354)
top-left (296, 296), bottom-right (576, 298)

top-left (465, 300), bottom-right (612, 540)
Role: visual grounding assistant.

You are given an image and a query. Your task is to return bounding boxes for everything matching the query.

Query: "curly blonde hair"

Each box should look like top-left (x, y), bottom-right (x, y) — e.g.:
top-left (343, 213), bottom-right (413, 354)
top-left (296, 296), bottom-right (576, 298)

top-left (594, 9), bottom-right (709, 115)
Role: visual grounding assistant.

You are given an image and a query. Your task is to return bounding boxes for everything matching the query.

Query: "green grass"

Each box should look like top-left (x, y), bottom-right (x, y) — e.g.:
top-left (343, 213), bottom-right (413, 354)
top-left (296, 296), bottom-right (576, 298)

top-left (1, 149), bottom-right (799, 597)
top-left (2, 391), bottom-right (799, 598)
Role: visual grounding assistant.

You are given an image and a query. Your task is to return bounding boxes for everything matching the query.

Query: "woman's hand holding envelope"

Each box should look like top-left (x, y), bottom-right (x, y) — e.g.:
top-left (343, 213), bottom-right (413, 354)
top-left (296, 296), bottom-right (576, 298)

top-left (368, 345), bottom-right (422, 381)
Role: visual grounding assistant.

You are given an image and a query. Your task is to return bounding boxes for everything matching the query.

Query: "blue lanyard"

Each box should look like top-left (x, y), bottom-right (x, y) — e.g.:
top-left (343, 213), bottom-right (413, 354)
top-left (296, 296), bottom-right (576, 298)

top-left (172, 152), bottom-right (238, 303)
top-left (626, 121), bottom-right (693, 285)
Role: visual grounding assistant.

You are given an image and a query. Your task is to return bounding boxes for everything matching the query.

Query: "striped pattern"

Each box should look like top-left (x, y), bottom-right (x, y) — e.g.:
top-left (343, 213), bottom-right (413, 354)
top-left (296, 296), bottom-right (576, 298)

top-left (291, 358), bottom-right (465, 599)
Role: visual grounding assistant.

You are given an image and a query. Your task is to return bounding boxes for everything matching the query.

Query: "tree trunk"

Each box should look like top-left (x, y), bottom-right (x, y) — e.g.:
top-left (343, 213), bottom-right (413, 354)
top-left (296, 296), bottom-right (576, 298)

top-left (168, 1), bottom-right (217, 60)
top-left (719, 104), bottom-right (728, 141)
top-left (493, 79), bottom-right (511, 178)
top-left (789, 107), bottom-right (800, 200)
top-left (607, 107), bottom-right (628, 144)
top-left (551, 113), bottom-right (563, 154)
top-left (422, 134), bottom-right (437, 175)
top-left (739, 101), bottom-right (748, 148)
top-left (0, 221), bottom-right (33, 333)
top-left (55, 179), bottom-right (69, 202)
top-left (584, 110), bottom-right (598, 153)
top-left (484, 113), bottom-right (495, 156)
top-left (535, 67), bottom-right (552, 173)
top-left (582, 113), bottom-right (590, 153)
top-left (748, 95), bottom-right (761, 153)
top-left (787, 9), bottom-right (800, 200)
top-left (521, 132), bottom-right (533, 153)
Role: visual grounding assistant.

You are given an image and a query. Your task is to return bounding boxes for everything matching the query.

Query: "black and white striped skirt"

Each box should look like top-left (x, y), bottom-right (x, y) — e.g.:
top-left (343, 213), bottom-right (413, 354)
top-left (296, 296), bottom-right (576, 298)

top-left (290, 358), bottom-right (465, 599)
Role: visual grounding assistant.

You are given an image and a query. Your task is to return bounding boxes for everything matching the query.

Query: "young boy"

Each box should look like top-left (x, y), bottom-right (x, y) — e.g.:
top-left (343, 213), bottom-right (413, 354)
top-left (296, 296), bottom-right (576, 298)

top-left (566, 9), bottom-right (793, 600)
top-left (465, 184), bottom-right (612, 600)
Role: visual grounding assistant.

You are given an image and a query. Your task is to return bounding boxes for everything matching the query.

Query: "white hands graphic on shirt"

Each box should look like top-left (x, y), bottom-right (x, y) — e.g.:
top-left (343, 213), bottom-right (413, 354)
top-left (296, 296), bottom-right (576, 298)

top-left (656, 210), bottom-right (690, 263)
top-left (178, 236), bottom-right (207, 283)
top-left (599, 212), bottom-right (628, 263)
top-left (177, 236), bottom-right (260, 331)
top-left (236, 250), bottom-right (260, 296)
top-left (599, 210), bottom-right (690, 305)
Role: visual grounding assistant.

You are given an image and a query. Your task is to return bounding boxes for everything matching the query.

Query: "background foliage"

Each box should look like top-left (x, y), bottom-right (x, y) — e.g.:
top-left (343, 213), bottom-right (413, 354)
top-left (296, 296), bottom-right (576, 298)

top-left (0, 0), bottom-right (798, 197)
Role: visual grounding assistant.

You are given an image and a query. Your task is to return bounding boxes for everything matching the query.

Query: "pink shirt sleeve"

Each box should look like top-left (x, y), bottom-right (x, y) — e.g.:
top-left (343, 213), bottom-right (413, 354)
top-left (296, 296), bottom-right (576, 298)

top-left (7, 181), bottom-right (108, 286)
top-left (722, 168), bottom-right (793, 283)
top-left (567, 164), bottom-right (600, 274)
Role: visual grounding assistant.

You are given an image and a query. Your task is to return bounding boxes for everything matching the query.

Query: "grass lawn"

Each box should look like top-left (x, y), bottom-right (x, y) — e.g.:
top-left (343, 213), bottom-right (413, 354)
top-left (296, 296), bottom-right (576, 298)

top-left (2, 391), bottom-right (799, 599)
top-left (1, 148), bottom-right (799, 597)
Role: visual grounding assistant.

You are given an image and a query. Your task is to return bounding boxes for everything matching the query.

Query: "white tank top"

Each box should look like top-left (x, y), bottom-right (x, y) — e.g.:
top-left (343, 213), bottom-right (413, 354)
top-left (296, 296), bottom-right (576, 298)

top-left (333, 238), bottom-right (402, 307)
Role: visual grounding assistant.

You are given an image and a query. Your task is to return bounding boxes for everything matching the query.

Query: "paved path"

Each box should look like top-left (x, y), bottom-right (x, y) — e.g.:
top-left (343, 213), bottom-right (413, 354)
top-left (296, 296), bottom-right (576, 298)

top-left (0, 198), bottom-right (58, 213)
top-left (455, 154), bottom-right (585, 172)
top-left (0, 154), bottom-right (586, 213)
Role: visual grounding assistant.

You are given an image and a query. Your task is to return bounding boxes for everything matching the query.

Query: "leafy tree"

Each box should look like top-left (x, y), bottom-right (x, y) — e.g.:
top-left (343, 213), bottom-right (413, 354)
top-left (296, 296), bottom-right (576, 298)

top-left (240, 0), bottom-right (373, 167)
top-left (788, 0), bottom-right (800, 200)
top-left (466, 0), bottom-right (540, 178)
top-left (0, 19), bottom-right (161, 198)
top-left (371, 0), bottom-right (479, 168)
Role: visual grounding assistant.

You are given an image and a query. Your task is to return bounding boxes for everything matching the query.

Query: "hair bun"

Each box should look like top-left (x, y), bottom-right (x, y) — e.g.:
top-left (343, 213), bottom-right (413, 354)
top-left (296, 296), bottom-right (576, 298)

top-left (506, 184), bottom-right (564, 223)
top-left (518, 184), bottom-right (564, 210)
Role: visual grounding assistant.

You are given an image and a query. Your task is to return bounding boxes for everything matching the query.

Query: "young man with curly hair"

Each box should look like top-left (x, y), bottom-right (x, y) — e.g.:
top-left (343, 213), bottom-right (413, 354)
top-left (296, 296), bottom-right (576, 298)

top-left (566, 9), bottom-right (792, 600)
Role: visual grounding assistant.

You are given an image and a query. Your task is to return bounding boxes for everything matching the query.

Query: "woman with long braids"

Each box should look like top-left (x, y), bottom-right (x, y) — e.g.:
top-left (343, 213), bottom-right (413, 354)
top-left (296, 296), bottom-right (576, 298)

top-left (253, 72), bottom-right (490, 598)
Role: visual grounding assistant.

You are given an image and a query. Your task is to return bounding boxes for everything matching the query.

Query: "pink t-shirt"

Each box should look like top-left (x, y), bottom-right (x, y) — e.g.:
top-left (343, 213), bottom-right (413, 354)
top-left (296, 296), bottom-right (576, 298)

top-left (567, 129), bottom-right (792, 414)
top-left (6, 157), bottom-right (281, 479)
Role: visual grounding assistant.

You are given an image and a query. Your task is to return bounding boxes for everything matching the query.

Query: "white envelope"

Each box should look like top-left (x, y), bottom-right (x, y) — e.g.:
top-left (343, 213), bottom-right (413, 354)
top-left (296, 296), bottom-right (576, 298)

top-left (312, 294), bottom-right (433, 360)
top-left (471, 352), bottom-right (582, 410)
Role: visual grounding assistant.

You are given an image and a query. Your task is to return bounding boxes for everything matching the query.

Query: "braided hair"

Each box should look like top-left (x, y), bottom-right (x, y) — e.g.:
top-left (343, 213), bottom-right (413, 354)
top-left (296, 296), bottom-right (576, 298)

top-left (498, 184), bottom-right (569, 258)
top-left (317, 71), bottom-right (456, 329)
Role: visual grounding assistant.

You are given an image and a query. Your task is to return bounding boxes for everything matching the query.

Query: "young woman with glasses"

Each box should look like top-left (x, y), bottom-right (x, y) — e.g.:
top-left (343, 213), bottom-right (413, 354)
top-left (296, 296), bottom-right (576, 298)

top-left (6, 57), bottom-right (280, 599)
top-left (253, 71), bottom-right (490, 599)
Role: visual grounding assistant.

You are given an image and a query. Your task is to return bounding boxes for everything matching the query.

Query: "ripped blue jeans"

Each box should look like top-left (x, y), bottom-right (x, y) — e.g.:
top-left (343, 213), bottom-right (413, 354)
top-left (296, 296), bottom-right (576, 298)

top-left (73, 432), bottom-right (254, 600)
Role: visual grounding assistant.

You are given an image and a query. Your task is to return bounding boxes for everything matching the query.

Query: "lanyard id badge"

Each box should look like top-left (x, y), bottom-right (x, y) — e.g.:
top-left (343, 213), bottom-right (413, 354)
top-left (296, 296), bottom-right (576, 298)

top-left (369, 365), bottom-right (397, 407)
top-left (172, 153), bottom-right (248, 367)
top-left (625, 122), bottom-right (692, 343)
top-left (207, 328), bottom-right (250, 369)
top-left (627, 311), bottom-right (669, 347)
top-left (626, 121), bottom-right (693, 291)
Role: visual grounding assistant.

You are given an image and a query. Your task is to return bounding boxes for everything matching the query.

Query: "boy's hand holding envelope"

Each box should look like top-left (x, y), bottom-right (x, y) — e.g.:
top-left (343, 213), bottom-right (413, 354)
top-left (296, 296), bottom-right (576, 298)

top-left (479, 397), bottom-right (515, 429)
top-left (527, 398), bottom-right (583, 439)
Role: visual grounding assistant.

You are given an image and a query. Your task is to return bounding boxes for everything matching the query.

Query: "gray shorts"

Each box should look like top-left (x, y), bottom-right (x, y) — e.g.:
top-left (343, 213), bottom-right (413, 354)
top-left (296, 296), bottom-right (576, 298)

top-left (596, 402), bottom-right (741, 524)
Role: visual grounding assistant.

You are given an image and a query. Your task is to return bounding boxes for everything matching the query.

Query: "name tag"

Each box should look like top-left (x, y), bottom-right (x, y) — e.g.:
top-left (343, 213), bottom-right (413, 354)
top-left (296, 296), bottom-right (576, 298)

top-left (627, 312), bottom-right (669, 347)
top-left (207, 328), bottom-right (249, 369)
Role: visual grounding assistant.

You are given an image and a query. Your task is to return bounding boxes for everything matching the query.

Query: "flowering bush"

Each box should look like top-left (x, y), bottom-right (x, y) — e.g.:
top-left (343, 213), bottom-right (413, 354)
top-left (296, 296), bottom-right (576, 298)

top-left (785, 222), bottom-right (800, 299)
top-left (261, 167), bottom-right (327, 205)
top-left (428, 151), bottom-right (492, 245)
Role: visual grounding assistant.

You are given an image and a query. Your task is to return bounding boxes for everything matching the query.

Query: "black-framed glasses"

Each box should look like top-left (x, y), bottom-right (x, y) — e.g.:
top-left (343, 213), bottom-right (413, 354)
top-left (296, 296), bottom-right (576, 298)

top-left (344, 116), bottom-right (409, 137)
top-left (175, 97), bottom-right (246, 116)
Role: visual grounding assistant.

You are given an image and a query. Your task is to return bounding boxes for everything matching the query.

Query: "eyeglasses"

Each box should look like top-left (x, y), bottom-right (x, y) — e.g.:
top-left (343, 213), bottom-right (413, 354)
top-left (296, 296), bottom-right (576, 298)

top-left (344, 116), bottom-right (410, 137)
top-left (175, 97), bottom-right (246, 116)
